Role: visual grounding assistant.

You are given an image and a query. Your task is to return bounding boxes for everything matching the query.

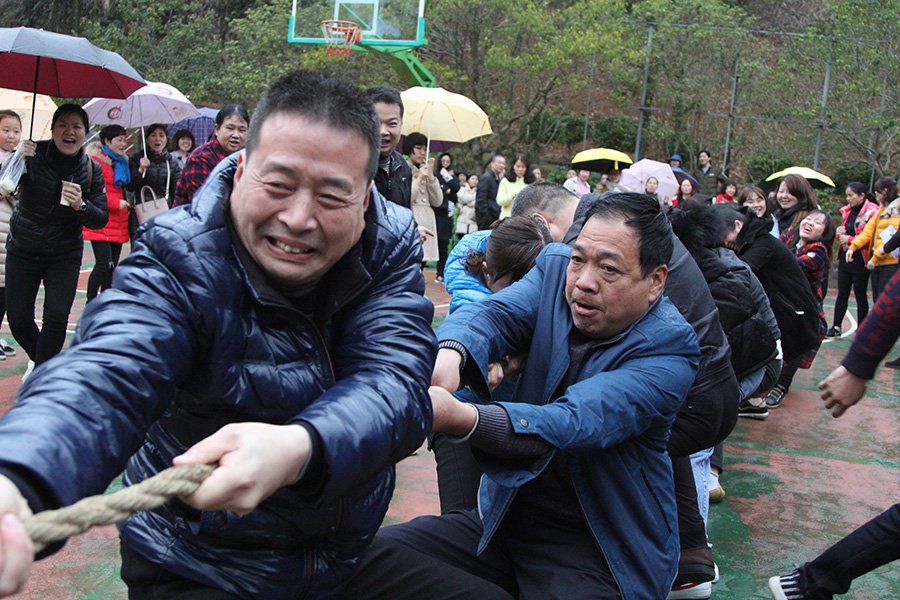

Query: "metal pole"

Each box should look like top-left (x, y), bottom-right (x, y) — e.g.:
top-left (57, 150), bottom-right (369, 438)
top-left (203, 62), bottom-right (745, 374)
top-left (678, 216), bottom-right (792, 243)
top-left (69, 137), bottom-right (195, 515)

top-left (814, 40), bottom-right (833, 170)
top-left (723, 52), bottom-right (740, 174)
top-left (634, 24), bottom-right (653, 161)
top-left (582, 57), bottom-right (595, 151)
top-left (29, 57), bottom-right (40, 141)
top-left (870, 42), bottom-right (891, 189)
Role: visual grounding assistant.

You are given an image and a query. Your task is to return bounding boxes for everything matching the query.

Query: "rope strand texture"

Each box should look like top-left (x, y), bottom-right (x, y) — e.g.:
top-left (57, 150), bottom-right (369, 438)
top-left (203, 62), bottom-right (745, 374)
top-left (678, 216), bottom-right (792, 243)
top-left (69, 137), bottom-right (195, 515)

top-left (24, 463), bottom-right (215, 553)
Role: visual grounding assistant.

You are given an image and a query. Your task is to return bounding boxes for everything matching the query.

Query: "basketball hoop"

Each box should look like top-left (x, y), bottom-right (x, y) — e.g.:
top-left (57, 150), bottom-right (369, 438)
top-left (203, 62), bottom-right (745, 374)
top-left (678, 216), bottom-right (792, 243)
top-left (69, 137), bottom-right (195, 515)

top-left (321, 20), bottom-right (362, 57)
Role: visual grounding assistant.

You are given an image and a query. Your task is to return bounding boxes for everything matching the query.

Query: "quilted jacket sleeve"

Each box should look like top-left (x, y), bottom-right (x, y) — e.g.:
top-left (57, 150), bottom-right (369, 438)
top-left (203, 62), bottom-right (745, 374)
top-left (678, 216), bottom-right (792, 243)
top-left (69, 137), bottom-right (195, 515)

top-left (292, 207), bottom-right (437, 502)
top-left (0, 226), bottom-right (203, 507)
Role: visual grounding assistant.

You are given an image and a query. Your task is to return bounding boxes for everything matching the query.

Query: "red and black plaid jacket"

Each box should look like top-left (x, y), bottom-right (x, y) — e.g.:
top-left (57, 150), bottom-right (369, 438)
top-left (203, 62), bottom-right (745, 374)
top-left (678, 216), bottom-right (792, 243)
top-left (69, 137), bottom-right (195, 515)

top-left (172, 139), bottom-right (227, 207)
top-left (844, 268), bottom-right (900, 379)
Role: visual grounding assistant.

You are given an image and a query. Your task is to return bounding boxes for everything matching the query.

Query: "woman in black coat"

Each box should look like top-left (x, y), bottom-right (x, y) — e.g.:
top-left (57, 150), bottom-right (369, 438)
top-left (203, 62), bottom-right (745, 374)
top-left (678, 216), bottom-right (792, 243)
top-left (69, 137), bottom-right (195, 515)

top-left (126, 123), bottom-right (181, 240)
top-left (433, 152), bottom-right (460, 282)
top-left (720, 206), bottom-right (822, 401)
top-left (5, 104), bottom-right (108, 372)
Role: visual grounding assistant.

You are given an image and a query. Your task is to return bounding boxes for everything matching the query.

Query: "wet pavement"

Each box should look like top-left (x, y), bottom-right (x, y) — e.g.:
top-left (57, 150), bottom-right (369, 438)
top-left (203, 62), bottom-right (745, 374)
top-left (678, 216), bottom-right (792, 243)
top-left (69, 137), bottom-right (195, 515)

top-left (4, 256), bottom-right (900, 599)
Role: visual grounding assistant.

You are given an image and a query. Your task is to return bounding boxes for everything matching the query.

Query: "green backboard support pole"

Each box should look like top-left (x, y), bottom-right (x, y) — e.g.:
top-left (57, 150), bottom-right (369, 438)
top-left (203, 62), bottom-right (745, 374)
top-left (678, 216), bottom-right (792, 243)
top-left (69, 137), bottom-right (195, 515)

top-left (365, 46), bottom-right (436, 88)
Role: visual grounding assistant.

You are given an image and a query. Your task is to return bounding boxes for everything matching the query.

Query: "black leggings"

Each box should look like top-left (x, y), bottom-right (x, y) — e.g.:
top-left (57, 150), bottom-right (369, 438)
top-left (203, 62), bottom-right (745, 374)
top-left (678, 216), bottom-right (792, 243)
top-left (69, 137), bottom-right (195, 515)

top-left (833, 262), bottom-right (870, 328)
top-left (86, 241), bottom-right (123, 301)
top-left (5, 251), bottom-right (81, 364)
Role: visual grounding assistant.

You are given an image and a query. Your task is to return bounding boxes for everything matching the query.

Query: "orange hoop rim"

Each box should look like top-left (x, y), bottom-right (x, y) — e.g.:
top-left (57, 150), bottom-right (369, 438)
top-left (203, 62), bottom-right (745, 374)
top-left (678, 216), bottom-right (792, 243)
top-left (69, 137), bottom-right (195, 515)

top-left (320, 19), bottom-right (362, 57)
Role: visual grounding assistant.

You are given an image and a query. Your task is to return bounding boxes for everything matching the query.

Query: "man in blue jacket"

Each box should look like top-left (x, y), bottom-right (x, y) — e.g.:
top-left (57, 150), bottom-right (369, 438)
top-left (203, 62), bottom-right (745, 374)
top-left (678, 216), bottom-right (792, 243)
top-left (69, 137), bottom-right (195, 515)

top-left (344, 193), bottom-right (701, 600)
top-left (0, 71), bottom-right (436, 599)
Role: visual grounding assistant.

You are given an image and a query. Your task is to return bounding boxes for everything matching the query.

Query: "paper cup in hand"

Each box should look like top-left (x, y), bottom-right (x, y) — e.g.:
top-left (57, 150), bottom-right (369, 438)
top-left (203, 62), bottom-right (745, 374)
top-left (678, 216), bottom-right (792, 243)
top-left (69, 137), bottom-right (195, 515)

top-left (60, 181), bottom-right (80, 206)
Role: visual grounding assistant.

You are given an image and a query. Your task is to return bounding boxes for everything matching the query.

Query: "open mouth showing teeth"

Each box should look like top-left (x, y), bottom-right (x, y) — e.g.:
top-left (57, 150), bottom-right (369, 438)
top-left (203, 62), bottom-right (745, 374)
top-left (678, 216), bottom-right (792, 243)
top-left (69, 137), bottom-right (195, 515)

top-left (273, 239), bottom-right (312, 255)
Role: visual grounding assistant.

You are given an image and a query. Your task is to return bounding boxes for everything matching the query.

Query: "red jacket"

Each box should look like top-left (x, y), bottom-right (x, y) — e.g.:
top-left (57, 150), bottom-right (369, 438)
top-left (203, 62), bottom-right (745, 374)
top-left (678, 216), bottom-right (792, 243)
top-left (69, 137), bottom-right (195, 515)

top-left (840, 198), bottom-right (879, 261)
top-left (84, 151), bottom-right (129, 244)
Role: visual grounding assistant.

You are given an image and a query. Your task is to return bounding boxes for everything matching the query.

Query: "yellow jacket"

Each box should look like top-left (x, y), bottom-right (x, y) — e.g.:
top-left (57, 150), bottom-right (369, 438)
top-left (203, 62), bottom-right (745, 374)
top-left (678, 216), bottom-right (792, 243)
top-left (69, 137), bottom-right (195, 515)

top-left (496, 176), bottom-right (527, 219)
top-left (849, 199), bottom-right (900, 266)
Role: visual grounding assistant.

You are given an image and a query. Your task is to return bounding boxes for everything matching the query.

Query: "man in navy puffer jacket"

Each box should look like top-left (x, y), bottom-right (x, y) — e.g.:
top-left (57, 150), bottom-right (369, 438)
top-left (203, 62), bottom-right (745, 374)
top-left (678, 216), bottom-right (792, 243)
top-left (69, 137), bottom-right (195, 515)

top-left (0, 71), bottom-right (436, 599)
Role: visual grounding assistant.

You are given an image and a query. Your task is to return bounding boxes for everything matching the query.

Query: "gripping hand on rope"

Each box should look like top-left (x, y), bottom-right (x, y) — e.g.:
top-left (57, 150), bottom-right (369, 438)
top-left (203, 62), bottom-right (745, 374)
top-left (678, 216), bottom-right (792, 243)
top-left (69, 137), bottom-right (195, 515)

top-left (0, 474), bottom-right (34, 597)
top-left (173, 422), bottom-right (312, 515)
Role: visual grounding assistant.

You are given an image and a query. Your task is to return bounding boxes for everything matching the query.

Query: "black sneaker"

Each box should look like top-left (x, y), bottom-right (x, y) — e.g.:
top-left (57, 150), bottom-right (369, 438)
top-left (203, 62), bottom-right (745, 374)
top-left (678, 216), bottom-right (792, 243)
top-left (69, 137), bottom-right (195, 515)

top-left (825, 326), bottom-right (842, 338)
top-left (884, 357), bottom-right (900, 369)
top-left (765, 384), bottom-right (788, 408)
top-left (738, 398), bottom-right (769, 420)
top-left (768, 570), bottom-right (806, 599)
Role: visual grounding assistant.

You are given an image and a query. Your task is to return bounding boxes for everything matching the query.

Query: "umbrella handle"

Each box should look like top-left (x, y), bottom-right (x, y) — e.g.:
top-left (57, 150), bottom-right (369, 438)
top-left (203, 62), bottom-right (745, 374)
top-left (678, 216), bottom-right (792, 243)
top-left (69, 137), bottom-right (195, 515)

top-left (29, 57), bottom-right (40, 141)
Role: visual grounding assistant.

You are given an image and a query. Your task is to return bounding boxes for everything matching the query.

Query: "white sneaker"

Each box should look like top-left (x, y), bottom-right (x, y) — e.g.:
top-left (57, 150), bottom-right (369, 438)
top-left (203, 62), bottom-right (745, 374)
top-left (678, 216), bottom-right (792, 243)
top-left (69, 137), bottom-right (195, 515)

top-left (22, 360), bottom-right (34, 382)
top-left (668, 581), bottom-right (712, 599)
top-left (0, 338), bottom-right (16, 356)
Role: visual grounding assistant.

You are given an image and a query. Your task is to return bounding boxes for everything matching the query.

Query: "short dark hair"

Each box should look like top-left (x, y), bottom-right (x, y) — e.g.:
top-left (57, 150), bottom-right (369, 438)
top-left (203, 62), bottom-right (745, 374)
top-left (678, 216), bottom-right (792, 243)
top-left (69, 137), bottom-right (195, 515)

top-left (99, 124), bottom-right (126, 144)
top-left (145, 123), bottom-right (167, 139)
top-left (581, 192), bottom-right (673, 278)
top-left (719, 178), bottom-right (736, 195)
top-left (512, 181), bottom-right (576, 218)
top-left (699, 149), bottom-right (710, 157)
top-left (216, 104), bottom-right (250, 127)
top-left (245, 71), bottom-right (380, 180)
top-left (846, 181), bottom-right (867, 196)
top-left (364, 86), bottom-right (404, 118)
top-left (403, 132), bottom-right (427, 155)
top-left (52, 104), bottom-right (89, 132)
top-left (0, 110), bottom-right (20, 126)
top-left (169, 129), bottom-right (196, 153)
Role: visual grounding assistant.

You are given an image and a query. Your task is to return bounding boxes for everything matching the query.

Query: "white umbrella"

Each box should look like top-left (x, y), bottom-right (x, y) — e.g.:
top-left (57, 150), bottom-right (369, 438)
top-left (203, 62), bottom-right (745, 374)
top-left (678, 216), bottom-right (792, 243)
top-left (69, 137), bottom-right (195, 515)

top-left (83, 81), bottom-right (200, 148)
top-left (0, 88), bottom-right (56, 140)
top-left (621, 159), bottom-right (680, 204)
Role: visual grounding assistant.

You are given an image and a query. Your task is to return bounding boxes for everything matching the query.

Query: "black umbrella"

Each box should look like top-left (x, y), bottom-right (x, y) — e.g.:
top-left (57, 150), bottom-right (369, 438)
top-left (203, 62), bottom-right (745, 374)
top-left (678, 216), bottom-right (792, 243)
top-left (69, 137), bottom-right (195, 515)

top-left (0, 27), bottom-right (145, 138)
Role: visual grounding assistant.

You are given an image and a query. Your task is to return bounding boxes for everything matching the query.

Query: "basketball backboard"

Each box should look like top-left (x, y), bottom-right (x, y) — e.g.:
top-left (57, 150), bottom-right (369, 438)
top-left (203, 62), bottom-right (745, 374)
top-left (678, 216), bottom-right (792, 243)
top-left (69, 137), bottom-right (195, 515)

top-left (290, 0), bottom-right (425, 47)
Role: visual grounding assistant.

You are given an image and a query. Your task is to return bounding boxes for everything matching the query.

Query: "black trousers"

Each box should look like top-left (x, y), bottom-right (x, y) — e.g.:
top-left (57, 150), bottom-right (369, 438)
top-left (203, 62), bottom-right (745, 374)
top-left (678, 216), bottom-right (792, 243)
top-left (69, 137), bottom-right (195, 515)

top-left (86, 241), bottom-right (123, 301)
top-left (432, 432), bottom-right (482, 514)
top-left (5, 251), bottom-right (80, 364)
top-left (342, 508), bottom-right (622, 600)
top-left (833, 262), bottom-right (870, 327)
top-left (872, 263), bottom-right (900, 302)
top-left (120, 542), bottom-right (241, 600)
top-left (436, 236), bottom-right (450, 278)
top-left (668, 375), bottom-right (740, 550)
top-left (796, 504), bottom-right (900, 599)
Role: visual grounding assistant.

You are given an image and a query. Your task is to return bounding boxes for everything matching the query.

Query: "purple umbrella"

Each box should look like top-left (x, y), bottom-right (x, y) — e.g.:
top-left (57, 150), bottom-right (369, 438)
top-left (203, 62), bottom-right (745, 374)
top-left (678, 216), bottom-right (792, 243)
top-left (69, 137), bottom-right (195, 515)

top-left (168, 107), bottom-right (218, 145)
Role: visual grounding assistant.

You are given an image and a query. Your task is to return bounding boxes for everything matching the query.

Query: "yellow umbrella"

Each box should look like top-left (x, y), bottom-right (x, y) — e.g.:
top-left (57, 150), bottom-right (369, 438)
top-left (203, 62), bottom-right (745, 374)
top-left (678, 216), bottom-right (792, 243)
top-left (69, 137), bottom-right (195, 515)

top-left (571, 148), bottom-right (633, 172)
top-left (400, 87), bottom-right (492, 148)
top-left (0, 87), bottom-right (56, 140)
top-left (765, 166), bottom-right (835, 189)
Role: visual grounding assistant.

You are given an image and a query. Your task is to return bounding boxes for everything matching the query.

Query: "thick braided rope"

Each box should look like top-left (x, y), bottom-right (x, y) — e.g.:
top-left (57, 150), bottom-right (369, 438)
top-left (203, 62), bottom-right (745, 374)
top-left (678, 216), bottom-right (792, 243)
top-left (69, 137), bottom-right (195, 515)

top-left (24, 463), bottom-right (215, 553)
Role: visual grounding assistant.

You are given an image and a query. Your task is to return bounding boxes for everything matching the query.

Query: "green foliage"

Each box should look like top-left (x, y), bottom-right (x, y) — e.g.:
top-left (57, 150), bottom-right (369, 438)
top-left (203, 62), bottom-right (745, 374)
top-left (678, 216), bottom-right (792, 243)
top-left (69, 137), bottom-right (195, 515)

top-left (591, 116), bottom-right (638, 153)
top-left (0, 0), bottom-right (891, 188)
top-left (743, 150), bottom-right (794, 187)
top-left (831, 161), bottom-right (874, 191)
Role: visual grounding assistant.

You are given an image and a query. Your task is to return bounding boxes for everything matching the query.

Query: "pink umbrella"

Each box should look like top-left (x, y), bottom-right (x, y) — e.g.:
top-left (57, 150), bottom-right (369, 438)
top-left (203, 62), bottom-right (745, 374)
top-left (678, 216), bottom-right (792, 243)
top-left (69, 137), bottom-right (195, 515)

top-left (621, 159), bottom-right (679, 204)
